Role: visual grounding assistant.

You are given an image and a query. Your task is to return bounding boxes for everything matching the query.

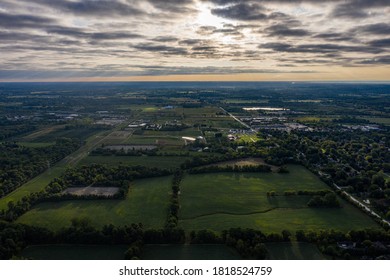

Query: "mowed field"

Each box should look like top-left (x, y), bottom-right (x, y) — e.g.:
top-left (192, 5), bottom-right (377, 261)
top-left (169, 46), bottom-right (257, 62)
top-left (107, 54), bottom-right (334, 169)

top-left (16, 176), bottom-right (172, 230)
top-left (178, 165), bottom-right (379, 233)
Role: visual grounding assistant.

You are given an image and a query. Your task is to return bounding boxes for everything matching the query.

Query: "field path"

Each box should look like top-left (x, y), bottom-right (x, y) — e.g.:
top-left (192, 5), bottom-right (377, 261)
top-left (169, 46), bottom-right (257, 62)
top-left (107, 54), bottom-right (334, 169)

top-left (180, 206), bottom-right (308, 220)
top-left (0, 126), bottom-right (122, 210)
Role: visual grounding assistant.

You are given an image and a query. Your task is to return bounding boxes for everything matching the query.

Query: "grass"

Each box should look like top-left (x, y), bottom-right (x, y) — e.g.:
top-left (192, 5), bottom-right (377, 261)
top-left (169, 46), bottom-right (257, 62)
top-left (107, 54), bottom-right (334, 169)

top-left (21, 245), bottom-right (128, 260)
top-left (79, 155), bottom-right (189, 169)
top-left (30, 127), bottom-right (103, 142)
top-left (141, 244), bottom-right (241, 260)
top-left (178, 165), bottom-right (379, 233)
top-left (0, 166), bottom-right (66, 211)
top-left (0, 127), bottom-right (121, 210)
top-left (265, 242), bottom-right (325, 260)
top-left (17, 142), bottom-right (55, 148)
top-left (16, 176), bottom-right (172, 230)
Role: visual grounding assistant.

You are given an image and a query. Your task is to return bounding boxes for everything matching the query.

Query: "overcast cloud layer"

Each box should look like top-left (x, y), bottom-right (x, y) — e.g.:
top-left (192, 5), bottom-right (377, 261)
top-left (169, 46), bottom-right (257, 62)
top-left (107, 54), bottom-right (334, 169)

top-left (0, 0), bottom-right (389, 80)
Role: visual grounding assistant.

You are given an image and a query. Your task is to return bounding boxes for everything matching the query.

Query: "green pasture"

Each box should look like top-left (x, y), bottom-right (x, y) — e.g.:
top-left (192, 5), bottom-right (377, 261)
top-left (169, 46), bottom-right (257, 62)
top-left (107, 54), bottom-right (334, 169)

top-left (30, 127), bottom-right (103, 142)
top-left (79, 155), bottom-right (189, 169)
top-left (0, 166), bottom-right (66, 211)
top-left (16, 176), bottom-right (172, 230)
top-left (178, 165), bottom-right (379, 233)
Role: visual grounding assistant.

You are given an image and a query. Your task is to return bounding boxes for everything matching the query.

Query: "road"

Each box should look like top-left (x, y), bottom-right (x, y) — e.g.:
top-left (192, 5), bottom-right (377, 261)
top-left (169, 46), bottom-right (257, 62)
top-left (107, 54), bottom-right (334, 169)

top-left (219, 107), bottom-right (256, 132)
top-left (334, 183), bottom-right (390, 227)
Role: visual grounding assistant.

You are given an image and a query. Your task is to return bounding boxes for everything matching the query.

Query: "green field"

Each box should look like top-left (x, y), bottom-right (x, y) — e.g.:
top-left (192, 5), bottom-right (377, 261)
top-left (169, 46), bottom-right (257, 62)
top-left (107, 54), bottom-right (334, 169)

top-left (16, 176), bottom-right (172, 230)
top-left (22, 244), bottom-right (128, 260)
top-left (17, 142), bottom-right (55, 148)
top-left (265, 242), bottom-right (325, 260)
top-left (0, 166), bottom-right (65, 211)
top-left (0, 129), bottom-right (112, 210)
top-left (178, 165), bottom-right (379, 233)
top-left (141, 244), bottom-right (241, 260)
top-left (79, 155), bottom-right (189, 169)
top-left (31, 127), bottom-right (101, 143)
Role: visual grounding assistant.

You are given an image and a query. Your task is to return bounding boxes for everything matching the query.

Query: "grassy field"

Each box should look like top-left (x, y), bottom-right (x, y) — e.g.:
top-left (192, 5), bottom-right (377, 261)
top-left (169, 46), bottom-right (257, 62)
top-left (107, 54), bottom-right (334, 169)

top-left (17, 142), bottom-right (55, 148)
top-left (16, 176), bottom-right (172, 230)
top-left (141, 244), bottom-right (241, 260)
top-left (265, 242), bottom-right (325, 260)
top-left (0, 166), bottom-right (65, 211)
top-left (79, 155), bottom-right (189, 169)
top-left (21, 245), bottom-right (128, 260)
top-left (29, 127), bottom-right (103, 142)
top-left (0, 128), bottom-right (113, 210)
top-left (178, 165), bottom-right (379, 233)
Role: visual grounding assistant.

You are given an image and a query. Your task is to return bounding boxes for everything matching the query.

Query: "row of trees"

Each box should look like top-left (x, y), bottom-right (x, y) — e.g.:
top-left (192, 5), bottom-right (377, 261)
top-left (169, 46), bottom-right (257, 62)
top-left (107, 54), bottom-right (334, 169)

top-left (0, 164), bottom-right (172, 222)
top-left (0, 138), bottom-right (82, 198)
top-left (188, 164), bottom-right (272, 174)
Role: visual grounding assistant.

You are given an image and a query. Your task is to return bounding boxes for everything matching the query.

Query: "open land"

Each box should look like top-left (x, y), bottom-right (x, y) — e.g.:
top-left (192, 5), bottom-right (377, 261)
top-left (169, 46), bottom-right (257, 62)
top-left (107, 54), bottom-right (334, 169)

top-left (16, 176), bottom-right (172, 230)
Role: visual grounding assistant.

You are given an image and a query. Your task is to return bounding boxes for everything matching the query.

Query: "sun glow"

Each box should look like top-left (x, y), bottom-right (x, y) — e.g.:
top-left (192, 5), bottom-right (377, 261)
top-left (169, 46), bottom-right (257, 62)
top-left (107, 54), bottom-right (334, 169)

top-left (195, 2), bottom-right (225, 28)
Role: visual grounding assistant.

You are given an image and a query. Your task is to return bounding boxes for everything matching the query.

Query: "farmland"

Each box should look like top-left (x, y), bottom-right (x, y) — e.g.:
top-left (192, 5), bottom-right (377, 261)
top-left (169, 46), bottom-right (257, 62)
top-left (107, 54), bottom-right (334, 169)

top-left (178, 165), bottom-right (380, 233)
top-left (79, 155), bottom-right (189, 169)
top-left (16, 176), bottom-right (172, 230)
top-left (0, 82), bottom-right (389, 260)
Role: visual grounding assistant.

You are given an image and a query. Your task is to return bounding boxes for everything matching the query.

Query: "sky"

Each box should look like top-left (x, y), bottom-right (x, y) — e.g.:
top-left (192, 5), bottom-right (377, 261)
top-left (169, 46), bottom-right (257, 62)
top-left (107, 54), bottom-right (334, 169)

top-left (0, 0), bottom-right (389, 82)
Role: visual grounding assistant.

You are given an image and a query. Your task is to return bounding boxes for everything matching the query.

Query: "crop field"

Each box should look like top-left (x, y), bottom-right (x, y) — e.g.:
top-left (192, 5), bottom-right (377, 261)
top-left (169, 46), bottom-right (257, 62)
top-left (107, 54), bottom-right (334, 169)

top-left (25, 126), bottom-right (103, 142)
top-left (79, 155), bottom-right (189, 169)
top-left (178, 165), bottom-right (379, 233)
top-left (265, 242), bottom-right (325, 260)
top-left (16, 176), bottom-right (172, 230)
top-left (19, 125), bottom-right (66, 142)
top-left (141, 244), bottom-right (241, 260)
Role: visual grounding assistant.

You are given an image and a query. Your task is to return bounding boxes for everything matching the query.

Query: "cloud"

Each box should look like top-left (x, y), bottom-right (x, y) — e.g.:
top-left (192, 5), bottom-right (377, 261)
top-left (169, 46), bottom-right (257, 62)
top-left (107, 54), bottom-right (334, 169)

top-left (211, 2), bottom-right (268, 21)
top-left (331, 0), bottom-right (390, 18)
top-left (0, 11), bottom-right (56, 29)
top-left (260, 42), bottom-right (385, 54)
top-left (46, 27), bottom-right (142, 41)
top-left (27, 0), bottom-right (145, 17)
top-left (264, 24), bottom-right (311, 37)
top-left (132, 43), bottom-right (188, 55)
top-left (368, 38), bottom-right (390, 48)
top-left (352, 23), bottom-right (390, 35)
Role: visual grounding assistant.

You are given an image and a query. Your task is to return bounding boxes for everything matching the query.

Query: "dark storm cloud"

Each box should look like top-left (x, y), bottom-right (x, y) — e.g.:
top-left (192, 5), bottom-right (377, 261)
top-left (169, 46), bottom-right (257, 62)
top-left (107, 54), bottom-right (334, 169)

top-left (0, 11), bottom-right (56, 29)
top-left (264, 24), bottom-right (311, 37)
